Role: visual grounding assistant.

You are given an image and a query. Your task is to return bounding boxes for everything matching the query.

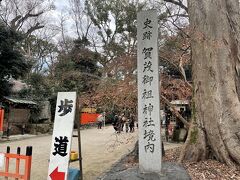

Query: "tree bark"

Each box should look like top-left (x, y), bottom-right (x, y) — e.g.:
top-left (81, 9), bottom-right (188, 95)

top-left (181, 0), bottom-right (240, 167)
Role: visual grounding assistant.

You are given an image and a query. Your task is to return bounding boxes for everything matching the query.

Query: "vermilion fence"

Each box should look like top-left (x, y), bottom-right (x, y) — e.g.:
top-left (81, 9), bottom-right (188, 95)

top-left (0, 109), bottom-right (4, 131)
top-left (0, 146), bottom-right (32, 180)
top-left (80, 113), bottom-right (99, 125)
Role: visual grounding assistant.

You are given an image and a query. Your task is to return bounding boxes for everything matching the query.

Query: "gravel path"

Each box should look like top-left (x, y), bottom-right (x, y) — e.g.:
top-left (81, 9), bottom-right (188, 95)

top-left (0, 126), bottom-right (138, 180)
top-left (0, 126), bottom-right (182, 180)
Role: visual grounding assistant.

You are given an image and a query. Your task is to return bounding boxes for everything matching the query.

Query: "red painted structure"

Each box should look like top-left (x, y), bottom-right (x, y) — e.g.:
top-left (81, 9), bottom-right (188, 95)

top-left (0, 146), bottom-right (32, 180)
top-left (80, 113), bottom-right (100, 125)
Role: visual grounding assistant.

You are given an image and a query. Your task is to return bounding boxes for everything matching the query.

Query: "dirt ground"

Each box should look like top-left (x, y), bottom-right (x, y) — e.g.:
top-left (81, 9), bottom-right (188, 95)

top-left (0, 126), bottom-right (183, 180)
top-left (164, 147), bottom-right (240, 180)
top-left (70, 126), bottom-right (138, 180)
top-left (0, 126), bottom-right (138, 180)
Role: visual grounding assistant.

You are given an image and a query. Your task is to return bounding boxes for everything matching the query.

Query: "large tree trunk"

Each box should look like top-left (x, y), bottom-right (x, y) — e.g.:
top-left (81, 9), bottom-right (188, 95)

top-left (181, 0), bottom-right (240, 167)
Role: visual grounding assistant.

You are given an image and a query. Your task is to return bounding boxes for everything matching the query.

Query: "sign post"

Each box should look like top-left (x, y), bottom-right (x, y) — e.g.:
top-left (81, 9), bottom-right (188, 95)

top-left (76, 99), bottom-right (83, 180)
top-left (137, 10), bottom-right (162, 173)
top-left (103, 111), bottom-right (106, 128)
top-left (48, 92), bottom-right (77, 180)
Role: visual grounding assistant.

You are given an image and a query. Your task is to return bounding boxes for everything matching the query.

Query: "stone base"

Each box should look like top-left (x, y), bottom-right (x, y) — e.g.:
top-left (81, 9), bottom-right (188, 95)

top-left (101, 162), bottom-right (190, 180)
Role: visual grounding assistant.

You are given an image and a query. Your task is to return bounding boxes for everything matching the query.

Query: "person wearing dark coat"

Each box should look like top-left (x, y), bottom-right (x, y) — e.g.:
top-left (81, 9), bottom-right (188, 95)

top-left (112, 115), bottom-right (119, 132)
top-left (129, 114), bottom-right (135, 133)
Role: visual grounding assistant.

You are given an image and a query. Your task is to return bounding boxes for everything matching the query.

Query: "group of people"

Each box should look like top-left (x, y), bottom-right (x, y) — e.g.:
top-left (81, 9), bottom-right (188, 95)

top-left (96, 111), bottom-right (137, 133)
top-left (112, 113), bottom-right (135, 133)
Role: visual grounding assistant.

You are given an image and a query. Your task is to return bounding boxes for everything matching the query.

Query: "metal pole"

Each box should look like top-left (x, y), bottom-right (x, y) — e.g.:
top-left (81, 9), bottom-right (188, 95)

top-left (76, 98), bottom-right (83, 180)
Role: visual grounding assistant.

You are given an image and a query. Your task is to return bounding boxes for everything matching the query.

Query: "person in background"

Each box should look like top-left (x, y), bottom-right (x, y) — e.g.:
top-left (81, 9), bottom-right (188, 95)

top-left (129, 114), bottom-right (135, 133)
top-left (125, 118), bottom-right (130, 133)
top-left (121, 113), bottom-right (127, 132)
top-left (112, 114), bottom-right (119, 132)
top-left (21, 124), bottom-right (26, 135)
top-left (97, 113), bottom-right (104, 129)
top-left (118, 114), bottom-right (123, 131)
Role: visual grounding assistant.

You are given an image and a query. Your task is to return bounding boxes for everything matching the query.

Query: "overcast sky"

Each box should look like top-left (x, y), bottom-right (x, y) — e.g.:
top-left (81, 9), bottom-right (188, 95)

top-left (55, 0), bottom-right (69, 12)
top-left (46, 0), bottom-right (77, 40)
top-left (47, 0), bottom-right (188, 44)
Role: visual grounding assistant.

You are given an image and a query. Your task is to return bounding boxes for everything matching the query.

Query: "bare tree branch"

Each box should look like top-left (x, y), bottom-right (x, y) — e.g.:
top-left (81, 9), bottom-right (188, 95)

top-left (168, 14), bottom-right (188, 18)
top-left (15, 11), bottom-right (44, 30)
top-left (26, 22), bottom-right (44, 36)
top-left (10, 15), bottom-right (21, 29)
top-left (164, 4), bottom-right (190, 38)
top-left (164, 0), bottom-right (188, 12)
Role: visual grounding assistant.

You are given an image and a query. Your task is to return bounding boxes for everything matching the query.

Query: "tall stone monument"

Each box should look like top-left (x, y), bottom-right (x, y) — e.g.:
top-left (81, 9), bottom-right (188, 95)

top-left (137, 9), bottom-right (162, 173)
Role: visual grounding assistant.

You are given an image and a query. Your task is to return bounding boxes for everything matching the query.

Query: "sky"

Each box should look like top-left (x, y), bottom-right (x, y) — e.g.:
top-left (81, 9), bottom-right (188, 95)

top-left (46, 0), bottom-right (77, 41)
top-left (45, 0), bottom-right (188, 47)
top-left (49, 0), bottom-right (117, 48)
top-left (54, 0), bottom-right (69, 11)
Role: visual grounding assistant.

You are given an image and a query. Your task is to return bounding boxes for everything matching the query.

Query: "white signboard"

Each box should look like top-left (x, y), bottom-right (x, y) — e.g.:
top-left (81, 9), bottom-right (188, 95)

top-left (137, 10), bottom-right (161, 173)
top-left (48, 92), bottom-right (77, 180)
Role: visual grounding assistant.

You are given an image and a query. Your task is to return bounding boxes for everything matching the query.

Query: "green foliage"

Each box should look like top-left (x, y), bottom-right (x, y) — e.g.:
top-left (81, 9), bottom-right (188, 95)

top-left (85, 0), bottom-right (146, 61)
top-left (74, 37), bottom-right (90, 48)
top-left (19, 73), bottom-right (53, 100)
top-left (0, 21), bottom-right (30, 97)
top-left (53, 39), bottom-right (102, 93)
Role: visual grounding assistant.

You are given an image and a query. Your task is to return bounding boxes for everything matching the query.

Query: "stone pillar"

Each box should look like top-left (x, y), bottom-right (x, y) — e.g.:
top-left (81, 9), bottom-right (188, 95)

top-left (137, 10), bottom-right (162, 173)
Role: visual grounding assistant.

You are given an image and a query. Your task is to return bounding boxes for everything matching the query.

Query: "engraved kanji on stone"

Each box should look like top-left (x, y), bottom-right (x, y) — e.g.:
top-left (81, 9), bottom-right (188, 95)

top-left (142, 75), bottom-right (153, 85)
top-left (142, 47), bottom-right (153, 59)
top-left (143, 31), bottom-right (152, 40)
top-left (143, 103), bottom-right (154, 115)
top-left (143, 18), bottom-right (153, 29)
top-left (142, 89), bottom-right (154, 99)
top-left (145, 142), bottom-right (155, 153)
top-left (143, 61), bottom-right (153, 73)
top-left (144, 129), bottom-right (156, 142)
top-left (143, 117), bottom-right (155, 127)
